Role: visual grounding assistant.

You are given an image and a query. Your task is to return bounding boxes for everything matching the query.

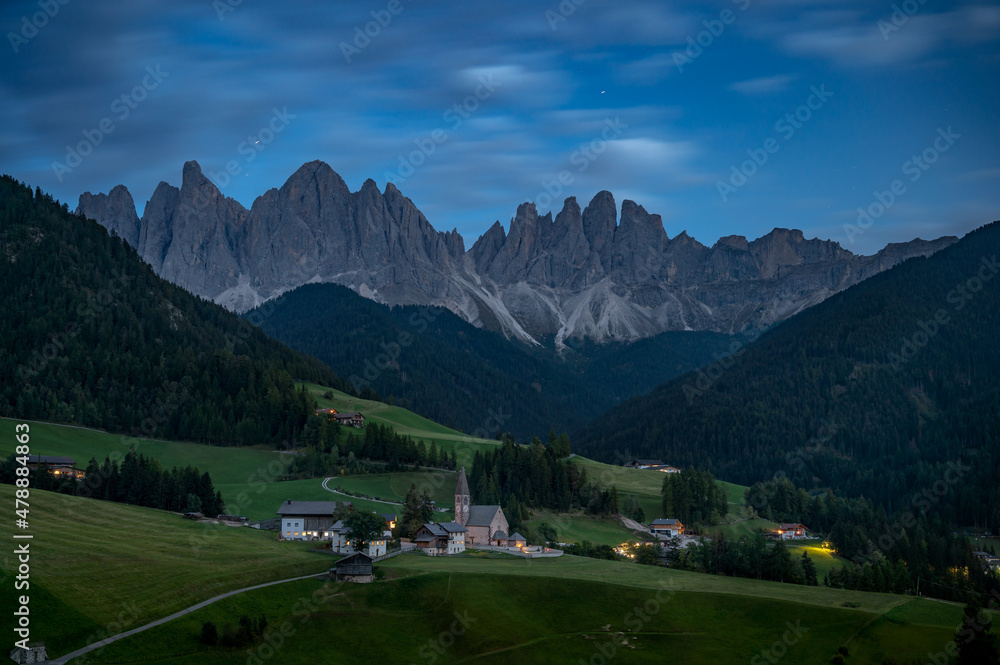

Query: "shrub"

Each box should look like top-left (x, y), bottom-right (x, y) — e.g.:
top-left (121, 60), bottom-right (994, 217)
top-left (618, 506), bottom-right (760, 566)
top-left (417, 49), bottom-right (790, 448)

top-left (200, 621), bottom-right (218, 646)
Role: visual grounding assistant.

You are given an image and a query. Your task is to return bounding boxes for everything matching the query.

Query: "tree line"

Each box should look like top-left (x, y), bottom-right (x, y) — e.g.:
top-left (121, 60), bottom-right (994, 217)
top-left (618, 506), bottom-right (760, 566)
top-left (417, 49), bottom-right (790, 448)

top-left (1, 448), bottom-right (223, 516)
top-left (0, 176), bottom-right (352, 449)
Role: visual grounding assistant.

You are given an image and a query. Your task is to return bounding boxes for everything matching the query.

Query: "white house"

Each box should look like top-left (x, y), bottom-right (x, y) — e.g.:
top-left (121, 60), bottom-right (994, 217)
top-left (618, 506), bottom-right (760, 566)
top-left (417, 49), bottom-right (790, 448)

top-left (772, 523), bottom-right (809, 540)
top-left (275, 500), bottom-right (351, 541)
top-left (325, 519), bottom-right (388, 557)
top-left (649, 518), bottom-right (684, 537)
top-left (414, 522), bottom-right (467, 555)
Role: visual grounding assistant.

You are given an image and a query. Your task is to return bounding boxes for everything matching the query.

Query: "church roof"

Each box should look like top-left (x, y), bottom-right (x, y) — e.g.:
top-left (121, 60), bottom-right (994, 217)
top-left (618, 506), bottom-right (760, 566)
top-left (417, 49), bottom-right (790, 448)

top-left (466, 504), bottom-right (502, 527)
top-left (456, 467), bottom-right (470, 495)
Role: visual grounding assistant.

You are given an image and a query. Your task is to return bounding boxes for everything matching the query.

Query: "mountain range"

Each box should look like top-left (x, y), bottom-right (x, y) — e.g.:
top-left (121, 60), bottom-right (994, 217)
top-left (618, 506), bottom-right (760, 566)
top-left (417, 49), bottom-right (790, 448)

top-left (77, 160), bottom-right (957, 346)
top-left (576, 219), bottom-right (1000, 533)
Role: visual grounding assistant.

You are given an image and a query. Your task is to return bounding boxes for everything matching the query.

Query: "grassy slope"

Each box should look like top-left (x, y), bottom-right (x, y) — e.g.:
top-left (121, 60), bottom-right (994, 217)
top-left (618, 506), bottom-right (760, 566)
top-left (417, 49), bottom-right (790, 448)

top-left (0, 485), bottom-right (331, 657)
top-left (330, 470), bottom-right (457, 508)
top-left (82, 558), bottom-right (976, 665)
top-left (302, 382), bottom-right (501, 468)
top-left (526, 509), bottom-right (646, 547)
top-left (0, 418), bottom-right (287, 487)
top-left (1, 487), bottom-right (982, 664)
top-left (787, 540), bottom-right (850, 580)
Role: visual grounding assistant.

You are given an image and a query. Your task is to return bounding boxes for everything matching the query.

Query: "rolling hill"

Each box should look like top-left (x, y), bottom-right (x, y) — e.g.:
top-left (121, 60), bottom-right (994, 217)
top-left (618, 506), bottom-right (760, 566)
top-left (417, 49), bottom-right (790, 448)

top-left (247, 282), bottom-right (735, 438)
top-left (577, 220), bottom-right (1000, 533)
top-left (0, 175), bottom-right (352, 447)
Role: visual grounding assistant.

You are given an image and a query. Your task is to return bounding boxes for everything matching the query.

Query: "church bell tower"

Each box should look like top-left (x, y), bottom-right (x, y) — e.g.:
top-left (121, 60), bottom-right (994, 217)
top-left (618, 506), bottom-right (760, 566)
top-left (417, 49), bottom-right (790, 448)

top-left (455, 466), bottom-right (470, 526)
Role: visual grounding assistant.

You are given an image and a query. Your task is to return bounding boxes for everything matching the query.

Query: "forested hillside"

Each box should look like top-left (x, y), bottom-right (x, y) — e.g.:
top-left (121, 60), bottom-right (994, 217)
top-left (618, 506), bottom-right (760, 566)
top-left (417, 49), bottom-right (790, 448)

top-left (0, 176), bottom-right (352, 446)
top-left (246, 283), bottom-right (734, 439)
top-left (578, 221), bottom-right (1000, 533)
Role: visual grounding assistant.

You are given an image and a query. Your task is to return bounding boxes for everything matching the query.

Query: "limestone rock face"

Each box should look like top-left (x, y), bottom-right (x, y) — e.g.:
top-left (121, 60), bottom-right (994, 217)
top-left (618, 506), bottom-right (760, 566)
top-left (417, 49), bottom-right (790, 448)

top-left (77, 160), bottom-right (958, 346)
top-left (78, 185), bottom-right (140, 248)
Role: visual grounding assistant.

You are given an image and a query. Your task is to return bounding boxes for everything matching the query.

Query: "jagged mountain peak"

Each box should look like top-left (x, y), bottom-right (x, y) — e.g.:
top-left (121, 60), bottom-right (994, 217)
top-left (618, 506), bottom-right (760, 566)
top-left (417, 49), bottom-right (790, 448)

top-left (77, 160), bottom-right (959, 345)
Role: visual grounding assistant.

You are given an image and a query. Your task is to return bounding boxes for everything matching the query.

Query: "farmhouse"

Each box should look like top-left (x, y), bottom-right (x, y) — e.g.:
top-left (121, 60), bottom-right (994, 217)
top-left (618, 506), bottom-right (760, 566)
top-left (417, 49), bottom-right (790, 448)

top-left (629, 459), bottom-right (664, 469)
top-left (26, 455), bottom-right (84, 479)
top-left (333, 412), bottom-right (365, 428)
top-left (414, 521), bottom-right (467, 555)
top-left (276, 500), bottom-right (352, 541)
top-left (772, 523), bottom-right (809, 540)
top-left (454, 467), bottom-right (510, 546)
top-left (649, 518), bottom-right (684, 537)
top-left (326, 519), bottom-right (388, 557)
top-left (333, 553), bottom-right (374, 583)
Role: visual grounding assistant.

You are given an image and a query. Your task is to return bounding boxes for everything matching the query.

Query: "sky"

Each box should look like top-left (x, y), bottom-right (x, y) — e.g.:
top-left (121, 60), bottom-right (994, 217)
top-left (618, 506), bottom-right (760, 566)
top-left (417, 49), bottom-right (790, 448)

top-left (1, 0), bottom-right (998, 255)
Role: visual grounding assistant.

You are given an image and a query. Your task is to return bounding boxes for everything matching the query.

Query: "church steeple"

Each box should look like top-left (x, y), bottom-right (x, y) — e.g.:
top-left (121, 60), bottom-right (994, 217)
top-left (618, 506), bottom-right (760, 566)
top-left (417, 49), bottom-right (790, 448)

top-left (455, 466), bottom-right (470, 526)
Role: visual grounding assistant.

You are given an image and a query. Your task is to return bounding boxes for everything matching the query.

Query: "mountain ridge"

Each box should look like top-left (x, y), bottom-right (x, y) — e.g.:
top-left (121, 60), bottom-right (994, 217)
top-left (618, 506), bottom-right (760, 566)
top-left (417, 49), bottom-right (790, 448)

top-left (78, 160), bottom-right (958, 346)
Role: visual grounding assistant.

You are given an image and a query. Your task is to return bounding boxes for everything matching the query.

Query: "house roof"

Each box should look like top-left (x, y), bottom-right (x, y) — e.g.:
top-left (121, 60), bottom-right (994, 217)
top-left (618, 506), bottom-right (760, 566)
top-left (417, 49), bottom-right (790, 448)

top-left (493, 530), bottom-right (508, 540)
top-left (466, 505), bottom-right (502, 527)
top-left (777, 523), bottom-right (807, 531)
top-left (635, 459), bottom-right (664, 465)
top-left (28, 455), bottom-right (76, 465)
top-left (334, 412), bottom-right (363, 419)
top-left (336, 553), bottom-right (372, 567)
top-left (420, 521), bottom-right (466, 537)
top-left (381, 513), bottom-right (397, 522)
top-left (508, 532), bottom-right (526, 541)
top-left (651, 518), bottom-right (682, 526)
top-left (276, 500), bottom-right (350, 516)
top-left (455, 467), bottom-right (470, 496)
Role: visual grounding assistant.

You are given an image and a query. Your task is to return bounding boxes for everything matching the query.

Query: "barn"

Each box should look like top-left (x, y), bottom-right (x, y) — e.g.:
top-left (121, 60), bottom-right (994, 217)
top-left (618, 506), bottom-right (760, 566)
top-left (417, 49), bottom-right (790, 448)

top-left (333, 553), bottom-right (374, 583)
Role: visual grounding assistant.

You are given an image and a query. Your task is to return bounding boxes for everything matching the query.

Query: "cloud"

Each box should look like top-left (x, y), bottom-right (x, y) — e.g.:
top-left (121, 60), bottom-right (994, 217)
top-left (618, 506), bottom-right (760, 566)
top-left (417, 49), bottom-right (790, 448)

top-left (729, 74), bottom-right (794, 94)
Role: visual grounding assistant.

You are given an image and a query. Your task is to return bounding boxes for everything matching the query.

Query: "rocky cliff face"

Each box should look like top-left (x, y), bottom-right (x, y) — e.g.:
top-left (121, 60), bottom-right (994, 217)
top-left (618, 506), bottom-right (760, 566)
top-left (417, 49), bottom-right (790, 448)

top-left (77, 185), bottom-right (140, 248)
top-left (77, 160), bottom-right (958, 346)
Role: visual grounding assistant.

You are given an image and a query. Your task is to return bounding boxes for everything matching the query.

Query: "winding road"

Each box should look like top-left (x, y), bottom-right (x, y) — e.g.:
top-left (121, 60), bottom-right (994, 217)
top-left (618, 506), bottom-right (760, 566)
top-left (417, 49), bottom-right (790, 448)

top-left (49, 572), bottom-right (329, 664)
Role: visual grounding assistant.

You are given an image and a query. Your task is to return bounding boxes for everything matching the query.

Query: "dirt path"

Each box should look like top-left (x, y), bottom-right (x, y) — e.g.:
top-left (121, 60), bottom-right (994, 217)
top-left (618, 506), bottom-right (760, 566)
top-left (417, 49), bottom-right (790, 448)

top-left (49, 572), bottom-right (328, 664)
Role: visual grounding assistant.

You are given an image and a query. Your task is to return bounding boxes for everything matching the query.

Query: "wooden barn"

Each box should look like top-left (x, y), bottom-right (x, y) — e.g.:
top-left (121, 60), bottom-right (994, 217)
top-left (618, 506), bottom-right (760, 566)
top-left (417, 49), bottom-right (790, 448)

top-left (333, 553), bottom-right (374, 583)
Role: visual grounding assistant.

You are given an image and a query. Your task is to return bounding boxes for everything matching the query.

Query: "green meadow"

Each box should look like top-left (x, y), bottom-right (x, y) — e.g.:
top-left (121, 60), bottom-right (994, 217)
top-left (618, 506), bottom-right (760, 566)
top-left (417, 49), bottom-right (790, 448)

top-left (1, 485), bottom-right (988, 665)
top-left (70, 555), bottom-right (979, 665)
top-left (301, 382), bottom-right (502, 467)
top-left (0, 485), bottom-right (331, 657)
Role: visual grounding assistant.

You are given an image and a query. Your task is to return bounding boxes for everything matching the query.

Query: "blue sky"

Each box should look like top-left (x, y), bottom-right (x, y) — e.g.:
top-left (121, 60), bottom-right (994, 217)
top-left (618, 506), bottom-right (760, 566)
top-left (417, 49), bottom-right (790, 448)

top-left (1, 0), bottom-right (998, 254)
